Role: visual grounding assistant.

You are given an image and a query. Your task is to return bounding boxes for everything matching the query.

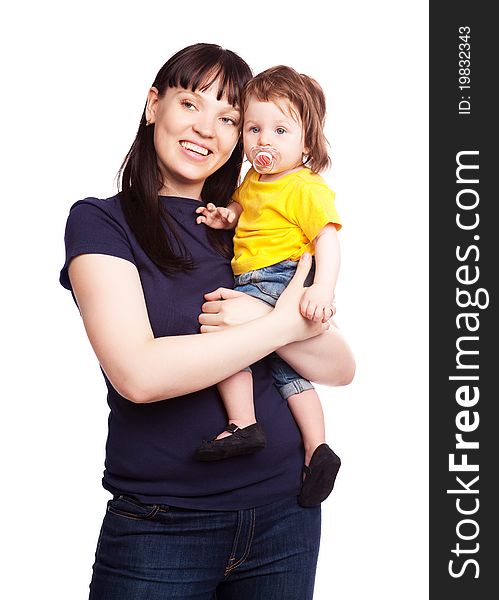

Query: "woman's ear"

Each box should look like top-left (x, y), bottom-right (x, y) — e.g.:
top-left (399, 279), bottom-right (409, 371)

top-left (145, 87), bottom-right (159, 125)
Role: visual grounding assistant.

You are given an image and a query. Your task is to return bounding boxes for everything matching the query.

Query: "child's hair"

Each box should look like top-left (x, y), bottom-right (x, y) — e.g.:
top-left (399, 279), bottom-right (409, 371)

top-left (243, 65), bottom-right (330, 173)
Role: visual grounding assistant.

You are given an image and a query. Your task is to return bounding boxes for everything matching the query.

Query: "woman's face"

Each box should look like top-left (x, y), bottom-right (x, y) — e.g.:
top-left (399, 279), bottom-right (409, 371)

top-left (147, 82), bottom-right (241, 199)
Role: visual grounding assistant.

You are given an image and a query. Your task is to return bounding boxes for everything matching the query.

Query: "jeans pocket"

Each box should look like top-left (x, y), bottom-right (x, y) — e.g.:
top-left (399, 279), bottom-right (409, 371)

top-left (107, 495), bottom-right (162, 521)
top-left (256, 281), bottom-right (284, 300)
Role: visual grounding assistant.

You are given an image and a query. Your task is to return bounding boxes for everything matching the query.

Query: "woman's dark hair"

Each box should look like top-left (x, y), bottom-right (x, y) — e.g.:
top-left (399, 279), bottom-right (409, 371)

top-left (118, 43), bottom-right (252, 273)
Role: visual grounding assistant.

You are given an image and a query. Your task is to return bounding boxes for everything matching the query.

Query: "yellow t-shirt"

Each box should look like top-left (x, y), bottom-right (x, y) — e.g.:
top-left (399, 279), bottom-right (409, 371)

top-left (231, 167), bottom-right (341, 275)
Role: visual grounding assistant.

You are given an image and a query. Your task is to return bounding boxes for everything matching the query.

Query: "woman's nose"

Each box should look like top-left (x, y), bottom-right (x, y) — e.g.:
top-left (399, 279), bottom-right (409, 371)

top-left (193, 116), bottom-right (215, 138)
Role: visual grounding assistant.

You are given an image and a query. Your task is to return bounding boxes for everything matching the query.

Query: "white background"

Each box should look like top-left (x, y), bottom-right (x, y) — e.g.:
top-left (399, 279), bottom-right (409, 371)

top-left (1, 1), bottom-right (428, 598)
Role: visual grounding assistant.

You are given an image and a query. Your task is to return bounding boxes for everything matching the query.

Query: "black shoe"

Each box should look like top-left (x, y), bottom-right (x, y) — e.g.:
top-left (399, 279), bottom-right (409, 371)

top-left (195, 423), bottom-right (267, 461)
top-left (298, 444), bottom-right (341, 507)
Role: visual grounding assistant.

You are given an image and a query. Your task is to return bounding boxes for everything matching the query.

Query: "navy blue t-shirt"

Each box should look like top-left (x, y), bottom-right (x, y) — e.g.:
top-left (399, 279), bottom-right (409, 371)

top-left (60, 194), bottom-right (303, 509)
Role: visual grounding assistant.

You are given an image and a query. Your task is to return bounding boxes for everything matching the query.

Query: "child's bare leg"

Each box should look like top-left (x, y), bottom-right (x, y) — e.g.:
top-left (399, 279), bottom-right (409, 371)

top-left (215, 370), bottom-right (256, 439)
top-left (195, 369), bottom-right (266, 461)
top-left (288, 388), bottom-right (341, 507)
top-left (287, 389), bottom-right (326, 465)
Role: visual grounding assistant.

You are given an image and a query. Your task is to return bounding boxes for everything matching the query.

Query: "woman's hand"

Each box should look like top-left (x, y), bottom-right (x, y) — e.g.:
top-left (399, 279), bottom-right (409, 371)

top-left (200, 253), bottom-right (327, 343)
top-left (199, 289), bottom-right (272, 332)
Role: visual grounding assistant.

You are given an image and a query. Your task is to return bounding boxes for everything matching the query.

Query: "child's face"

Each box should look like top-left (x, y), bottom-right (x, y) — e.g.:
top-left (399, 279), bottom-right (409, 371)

top-left (243, 96), bottom-right (307, 177)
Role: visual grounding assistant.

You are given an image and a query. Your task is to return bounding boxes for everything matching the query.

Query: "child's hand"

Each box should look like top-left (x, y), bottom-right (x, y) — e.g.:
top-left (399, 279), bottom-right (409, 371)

top-left (300, 283), bottom-right (335, 323)
top-left (195, 203), bottom-right (235, 229)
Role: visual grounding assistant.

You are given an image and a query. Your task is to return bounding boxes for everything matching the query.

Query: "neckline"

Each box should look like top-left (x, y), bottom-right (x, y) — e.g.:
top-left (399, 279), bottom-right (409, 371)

top-left (158, 195), bottom-right (202, 204)
top-left (255, 167), bottom-right (308, 184)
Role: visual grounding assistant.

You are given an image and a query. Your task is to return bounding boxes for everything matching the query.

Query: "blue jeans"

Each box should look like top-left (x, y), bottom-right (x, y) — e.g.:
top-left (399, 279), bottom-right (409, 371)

top-left (234, 260), bottom-right (316, 400)
top-left (89, 495), bottom-right (321, 599)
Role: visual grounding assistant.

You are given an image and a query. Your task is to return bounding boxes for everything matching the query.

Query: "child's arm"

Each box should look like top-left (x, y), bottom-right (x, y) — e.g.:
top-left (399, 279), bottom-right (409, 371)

top-left (300, 224), bottom-right (340, 323)
top-left (195, 201), bottom-right (242, 230)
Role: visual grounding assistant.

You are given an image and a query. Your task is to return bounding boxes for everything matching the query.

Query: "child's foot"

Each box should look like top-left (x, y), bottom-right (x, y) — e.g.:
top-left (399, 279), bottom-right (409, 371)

top-left (214, 419), bottom-right (256, 440)
top-left (298, 444), bottom-right (341, 507)
top-left (194, 423), bottom-right (267, 461)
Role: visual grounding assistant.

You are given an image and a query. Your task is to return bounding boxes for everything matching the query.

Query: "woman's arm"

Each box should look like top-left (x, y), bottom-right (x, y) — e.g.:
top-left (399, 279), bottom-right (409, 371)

top-left (199, 289), bottom-right (355, 387)
top-left (69, 252), bottom-right (325, 404)
top-left (276, 326), bottom-right (355, 386)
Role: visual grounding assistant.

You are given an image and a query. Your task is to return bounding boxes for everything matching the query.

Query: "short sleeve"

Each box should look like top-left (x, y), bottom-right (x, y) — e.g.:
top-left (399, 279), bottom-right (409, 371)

top-left (59, 199), bottom-right (136, 291)
top-left (232, 168), bottom-right (254, 208)
top-left (232, 184), bottom-right (241, 204)
top-left (289, 183), bottom-right (342, 242)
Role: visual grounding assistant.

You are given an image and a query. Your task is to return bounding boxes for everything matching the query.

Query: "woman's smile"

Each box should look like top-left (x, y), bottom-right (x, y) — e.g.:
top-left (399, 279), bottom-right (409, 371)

top-left (179, 139), bottom-right (213, 158)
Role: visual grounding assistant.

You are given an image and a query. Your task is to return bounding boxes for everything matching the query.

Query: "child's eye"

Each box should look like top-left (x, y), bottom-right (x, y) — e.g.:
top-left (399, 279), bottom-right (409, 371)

top-left (276, 127), bottom-right (286, 134)
top-left (249, 126), bottom-right (260, 134)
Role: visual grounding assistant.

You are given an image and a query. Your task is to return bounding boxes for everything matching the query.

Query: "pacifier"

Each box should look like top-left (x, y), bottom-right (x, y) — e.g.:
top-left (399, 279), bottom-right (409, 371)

top-left (251, 146), bottom-right (279, 174)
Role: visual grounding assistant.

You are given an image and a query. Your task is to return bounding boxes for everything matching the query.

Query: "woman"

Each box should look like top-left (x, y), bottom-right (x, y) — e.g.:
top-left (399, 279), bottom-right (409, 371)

top-left (60, 43), bottom-right (355, 599)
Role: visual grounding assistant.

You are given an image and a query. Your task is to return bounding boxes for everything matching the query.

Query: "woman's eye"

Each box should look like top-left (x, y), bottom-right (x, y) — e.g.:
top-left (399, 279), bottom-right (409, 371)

top-left (276, 127), bottom-right (286, 135)
top-left (181, 100), bottom-right (196, 110)
top-left (221, 117), bottom-right (238, 126)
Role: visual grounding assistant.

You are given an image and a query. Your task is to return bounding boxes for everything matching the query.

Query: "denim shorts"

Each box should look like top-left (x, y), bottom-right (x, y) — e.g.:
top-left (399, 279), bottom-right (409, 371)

top-left (234, 259), bottom-right (316, 400)
top-left (234, 260), bottom-right (315, 308)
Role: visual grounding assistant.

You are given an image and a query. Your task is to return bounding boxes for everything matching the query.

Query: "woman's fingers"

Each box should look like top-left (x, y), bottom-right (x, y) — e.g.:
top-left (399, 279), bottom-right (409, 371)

top-left (200, 325), bottom-right (223, 333)
top-left (201, 300), bottom-right (222, 314)
top-left (277, 254), bottom-right (312, 310)
top-left (286, 253), bottom-right (313, 290)
top-left (204, 287), bottom-right (244, 301)
top-left (200, 293), bottom-right (272, 329)
top-left (198, 313), bottom-right (221, 326)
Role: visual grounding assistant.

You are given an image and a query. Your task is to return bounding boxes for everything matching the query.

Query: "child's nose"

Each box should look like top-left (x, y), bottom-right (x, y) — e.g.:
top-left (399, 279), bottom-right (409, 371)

top-left (257, 130), bottom-right (271, 146)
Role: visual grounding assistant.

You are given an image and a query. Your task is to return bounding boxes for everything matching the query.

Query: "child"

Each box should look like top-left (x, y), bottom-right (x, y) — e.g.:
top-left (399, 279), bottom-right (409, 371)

top-left (195, 66), bottom-right (342, 507)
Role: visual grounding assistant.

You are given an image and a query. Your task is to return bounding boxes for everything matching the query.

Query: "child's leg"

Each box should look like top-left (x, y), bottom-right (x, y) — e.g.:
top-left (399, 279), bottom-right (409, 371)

top-left (211, 275), bottom-right (276, 441)
top-left (288, 387), bottom-right (341, 507)
top-left (286, 389), bottom-right (326, 466)
top-left (195, 263), bottom-right (296, 460)
top-left (214, 369), bottom-right (256, 439)
top-left (268, 353), bottom-right (341, 506)
top-left (195, 368), bottom-right (266, 461)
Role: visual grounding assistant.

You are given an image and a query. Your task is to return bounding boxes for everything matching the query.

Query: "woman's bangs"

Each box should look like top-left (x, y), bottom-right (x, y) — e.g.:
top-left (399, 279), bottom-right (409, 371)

top-left (169, 61), bottom-right (243, 108)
